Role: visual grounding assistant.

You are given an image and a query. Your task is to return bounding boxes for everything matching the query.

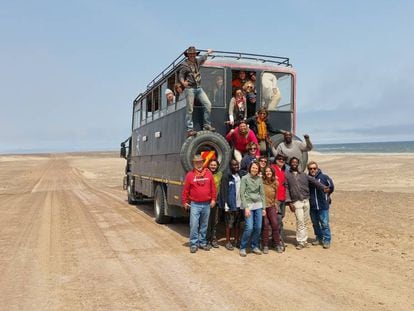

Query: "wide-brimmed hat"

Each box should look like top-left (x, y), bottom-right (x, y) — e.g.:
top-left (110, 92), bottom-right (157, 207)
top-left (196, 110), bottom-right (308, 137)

top-left (184, 46), bottom-right (200, 57)
top-left (192, 154), bottom-right (204, 162)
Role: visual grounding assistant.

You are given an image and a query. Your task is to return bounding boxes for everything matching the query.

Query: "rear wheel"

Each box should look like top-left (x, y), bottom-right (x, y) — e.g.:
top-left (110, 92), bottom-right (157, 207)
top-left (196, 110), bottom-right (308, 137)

top-left (180, 131), bottom-right (231, 172)
top-left (154, 184), bottom-right (172, 224)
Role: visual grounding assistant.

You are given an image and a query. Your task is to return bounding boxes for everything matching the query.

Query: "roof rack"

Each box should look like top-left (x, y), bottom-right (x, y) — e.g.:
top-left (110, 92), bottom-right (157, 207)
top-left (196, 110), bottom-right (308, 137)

top-left (145, 49), bottom-right (291, 91)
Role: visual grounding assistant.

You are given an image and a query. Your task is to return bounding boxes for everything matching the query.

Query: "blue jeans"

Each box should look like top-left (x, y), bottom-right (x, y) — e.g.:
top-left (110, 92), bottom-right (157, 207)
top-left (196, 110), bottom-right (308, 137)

top-left (189, 201), bottom-right (211, 247)
top-left (309, 208), bottom-right (331, 243)
top-left (240, 208), bottom-right (263, 250)
top-left (184, 87), bottom-right (212, 130)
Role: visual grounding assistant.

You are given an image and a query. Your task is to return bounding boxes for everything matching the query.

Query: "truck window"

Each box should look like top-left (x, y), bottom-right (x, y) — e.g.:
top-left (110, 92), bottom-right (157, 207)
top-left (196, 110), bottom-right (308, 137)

top-left (153, 86), bottom-right (160, 120)
top-left (141, 98), bottom-right (147, 125)
top-left (261, 71), bottom-right (293, 112)
top-left (133, 101), bottom-right (141, 130)
top-left (146, 93), bottom-right (153, 120)
top-left (200, 67), bottom-right (225, 107)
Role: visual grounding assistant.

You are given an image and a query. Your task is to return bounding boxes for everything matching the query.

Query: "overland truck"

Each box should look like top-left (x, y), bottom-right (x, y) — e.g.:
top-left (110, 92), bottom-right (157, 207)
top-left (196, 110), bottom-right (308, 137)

top-left (120, 49), bottom-right (305, 223)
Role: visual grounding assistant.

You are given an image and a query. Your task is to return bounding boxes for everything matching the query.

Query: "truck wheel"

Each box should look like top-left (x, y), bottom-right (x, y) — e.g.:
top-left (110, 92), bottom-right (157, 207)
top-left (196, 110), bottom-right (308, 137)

top-left (154, 184), bottom-right (172, 224)
top-left (127, 177), bottom-right (137, 204)
top-left (180, 131), bottom-right (231, 172)
top-left (270, 133), bottom-right (309, 172)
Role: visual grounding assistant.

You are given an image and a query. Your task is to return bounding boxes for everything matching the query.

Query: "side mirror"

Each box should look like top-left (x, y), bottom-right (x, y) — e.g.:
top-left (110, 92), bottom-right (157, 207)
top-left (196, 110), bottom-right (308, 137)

top-left (120, 143), bottom-right (127, 158)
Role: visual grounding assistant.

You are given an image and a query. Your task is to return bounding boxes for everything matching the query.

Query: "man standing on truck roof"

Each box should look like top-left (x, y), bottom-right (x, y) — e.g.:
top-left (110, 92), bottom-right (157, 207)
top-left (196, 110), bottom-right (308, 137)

top-left (179, 46), bottom-right (215, 137)
top-left (182, 155), bottom-right (217, 253)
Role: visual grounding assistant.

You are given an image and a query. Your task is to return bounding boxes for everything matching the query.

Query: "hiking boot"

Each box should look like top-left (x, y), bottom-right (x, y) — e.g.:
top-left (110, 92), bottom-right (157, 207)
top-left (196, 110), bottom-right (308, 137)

top-left (323, 242), bottom-right (331, 249)
top-left (203, 124), bottom-right (216, 131)
top-left (276, 245), bottom-right (284, 253)
top-left (239, 249), bottom-right (247, 257)
top-left (187, 130), bottom-right (197, 137)
top-left (190, 246), bottom-right (198, 253)
top-left (211, 240), bottom-right (219, 248)
top-left (252, 247), bottom-right (262, 255)
top-left (263, 246), bottom-right (269, 254)
top-left (312, 239), bottom-right (322, 246)
top-left (225, 242), bottom-right (234, 251)
top-left (199, 244), bottom-right (211, 251)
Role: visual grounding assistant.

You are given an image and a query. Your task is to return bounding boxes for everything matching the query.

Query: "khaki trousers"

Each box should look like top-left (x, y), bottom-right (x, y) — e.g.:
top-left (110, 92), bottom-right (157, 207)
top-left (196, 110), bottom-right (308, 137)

top-left (293, 199), bottom-right (310, 244)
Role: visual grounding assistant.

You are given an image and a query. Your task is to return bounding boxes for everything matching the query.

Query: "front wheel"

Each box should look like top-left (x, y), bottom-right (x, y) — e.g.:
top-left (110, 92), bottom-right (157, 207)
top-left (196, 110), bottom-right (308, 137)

top-left (154, 184), bottom-right (172, 224)
top-left (127, 177), bottom-right (137, 204)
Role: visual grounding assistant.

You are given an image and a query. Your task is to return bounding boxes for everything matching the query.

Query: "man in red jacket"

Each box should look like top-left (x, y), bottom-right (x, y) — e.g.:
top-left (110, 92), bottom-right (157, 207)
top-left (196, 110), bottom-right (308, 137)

top-left (182, 155), bottom-right (217, 253)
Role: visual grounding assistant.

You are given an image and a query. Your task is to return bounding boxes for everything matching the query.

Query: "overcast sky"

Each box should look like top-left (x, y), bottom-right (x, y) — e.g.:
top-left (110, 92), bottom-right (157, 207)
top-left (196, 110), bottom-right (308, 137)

top-left (1, 0), bottom-right (413, 153)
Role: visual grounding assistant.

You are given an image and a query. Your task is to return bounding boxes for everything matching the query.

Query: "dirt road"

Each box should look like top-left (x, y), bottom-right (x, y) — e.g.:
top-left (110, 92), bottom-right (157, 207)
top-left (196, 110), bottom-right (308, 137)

top-left (0, 153), bottom-right (413, 310)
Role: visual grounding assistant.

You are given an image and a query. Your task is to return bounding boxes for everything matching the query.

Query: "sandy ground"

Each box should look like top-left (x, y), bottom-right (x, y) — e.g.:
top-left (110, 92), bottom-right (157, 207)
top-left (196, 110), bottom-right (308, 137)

top-left (0, 151), bottom-right (413, 310)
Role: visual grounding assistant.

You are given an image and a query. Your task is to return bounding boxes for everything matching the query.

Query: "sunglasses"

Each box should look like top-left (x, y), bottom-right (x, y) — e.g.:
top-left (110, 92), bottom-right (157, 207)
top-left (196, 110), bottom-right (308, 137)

top-left (249, 147), bottom-right (257, 150)
top-left (276, 158), bottom-right (285, 161)
top-left (308, 167), bottom-right (318, 171)
top-left (259, 159), bottom-right (267, 163)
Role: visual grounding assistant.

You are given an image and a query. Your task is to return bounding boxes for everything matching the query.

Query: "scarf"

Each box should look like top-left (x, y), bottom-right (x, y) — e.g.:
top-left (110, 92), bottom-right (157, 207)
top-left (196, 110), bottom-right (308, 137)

top-left (257, 119), bottom-right (267, 141)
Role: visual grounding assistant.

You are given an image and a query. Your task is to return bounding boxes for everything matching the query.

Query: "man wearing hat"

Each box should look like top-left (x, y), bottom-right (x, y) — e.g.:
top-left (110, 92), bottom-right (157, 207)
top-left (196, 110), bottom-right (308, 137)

top-left (179, 46), bottom-right (215, 136)
top-left (182, 154), bottom-right (217, 253)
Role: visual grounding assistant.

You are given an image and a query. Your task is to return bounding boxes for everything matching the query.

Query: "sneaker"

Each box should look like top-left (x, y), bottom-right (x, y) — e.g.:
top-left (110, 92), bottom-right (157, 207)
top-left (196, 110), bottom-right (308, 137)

top-left (276, 245), bottom-right (284, 253)
top-left (225, 242), bottom-right (234, 251)
top-left (199, 244), bottom-right (211, 251)
top-left (190, 246), bottom-right (198, 253)
top-left (323, 242), bottom-right (331, 249)
top-left (296, 243), bottom-right (305, 250)
top-left (211, 240), bottom-right (219, 248)
top-left (263, 246), bottom-right (269, 254)
top-left (312, 239), bottom-right (322, 246)
top-left (187, 130), bottom-right (197, 137)
top-left (303, 242), bottom-right (311, 248)
top-left (239, 249), bottom-right (247, 257)
top-left (252, 247), bottom-right (262, 255)
top-left (203, 124), bottom-right (216, 131)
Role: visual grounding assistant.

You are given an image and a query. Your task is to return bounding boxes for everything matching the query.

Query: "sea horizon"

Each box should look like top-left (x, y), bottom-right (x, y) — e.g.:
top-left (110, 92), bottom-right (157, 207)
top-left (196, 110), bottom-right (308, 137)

top-left (1, 140), bottom-right (414, 156)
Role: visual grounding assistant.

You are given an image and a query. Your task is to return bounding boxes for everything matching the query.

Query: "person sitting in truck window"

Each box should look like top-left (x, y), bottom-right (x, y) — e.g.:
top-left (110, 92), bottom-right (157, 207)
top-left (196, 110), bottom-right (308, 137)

top-left (243, 81), bottom-right (256, 118)
top-left (248, 71), bottom-right (256, 86)
top-left (213, 75), bottom-right (224, 106)
top-left (261, 72), bottom-right (281, 110)
top-left (228, 88), bottom-right (247, 126)
top-left (179, 46), bottom-right (215, 137)
top-left (165, 88), bottom-right (176, 105)
top-left (174, 83), bottom-right (184, 101)
top-left (232, 70), bottom-right (249, 90)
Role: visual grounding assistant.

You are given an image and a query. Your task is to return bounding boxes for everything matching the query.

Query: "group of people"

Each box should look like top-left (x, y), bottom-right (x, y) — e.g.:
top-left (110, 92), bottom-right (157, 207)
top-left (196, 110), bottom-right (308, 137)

top-left (176, 45), bottom-right (284, 139)
top-left (182, 134), bottom-right (334, 256)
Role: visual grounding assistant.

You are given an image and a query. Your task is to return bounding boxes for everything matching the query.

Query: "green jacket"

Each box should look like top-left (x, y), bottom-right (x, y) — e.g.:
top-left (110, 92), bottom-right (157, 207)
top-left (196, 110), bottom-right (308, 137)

top-left (240, 173), bottom-right (266, 210)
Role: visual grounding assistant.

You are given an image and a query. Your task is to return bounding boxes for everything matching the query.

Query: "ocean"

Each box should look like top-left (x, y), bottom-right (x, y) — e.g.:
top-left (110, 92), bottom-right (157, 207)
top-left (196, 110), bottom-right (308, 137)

top-left (315, 141), bottom-right (414, 153)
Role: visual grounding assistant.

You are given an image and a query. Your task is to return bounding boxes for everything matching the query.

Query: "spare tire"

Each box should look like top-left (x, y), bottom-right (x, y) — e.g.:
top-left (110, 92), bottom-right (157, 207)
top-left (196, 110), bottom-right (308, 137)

top-left (270, 133), bottom-right (309, 172)
top-left (180, 131), bottom-right (231, 173)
